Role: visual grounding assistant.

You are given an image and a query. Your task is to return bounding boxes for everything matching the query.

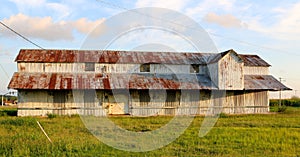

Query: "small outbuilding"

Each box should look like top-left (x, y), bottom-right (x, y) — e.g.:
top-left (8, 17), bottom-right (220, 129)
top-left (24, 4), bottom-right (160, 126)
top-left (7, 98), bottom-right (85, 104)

top-left (8, 49), bottom-right (291, 116)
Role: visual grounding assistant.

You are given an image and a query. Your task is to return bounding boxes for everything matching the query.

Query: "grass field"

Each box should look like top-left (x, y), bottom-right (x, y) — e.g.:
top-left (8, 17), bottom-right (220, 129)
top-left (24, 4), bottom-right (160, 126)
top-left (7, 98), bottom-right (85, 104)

top-left (0, 106), bottom-right (300, 156)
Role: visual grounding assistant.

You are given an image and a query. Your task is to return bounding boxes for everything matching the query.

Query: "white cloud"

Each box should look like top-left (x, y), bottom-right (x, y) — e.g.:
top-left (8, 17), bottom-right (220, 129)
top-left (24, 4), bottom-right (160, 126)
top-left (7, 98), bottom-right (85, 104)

top-left (9, 0), bottom-right (45, 7)
top-left (203, 12), bottom-right (245, 28)
top-left (135, 0), bottom-right (191, 11)
top-left (1, 14), bottom-right (73, 41)
top-left (107, 29), bottom-right (198, 52)
top-left (46, 3), bottom-right (71, 19)
top-left (247, 2), bottom-right (300, 40)
top-left (1, 14), bottom-right (105, 41)
top-left (9, 0), bottom-right (71, 20)
top-left (186, 0), bottom-right (236, 18)
top-left (72, 18), bottom-right (105, 34)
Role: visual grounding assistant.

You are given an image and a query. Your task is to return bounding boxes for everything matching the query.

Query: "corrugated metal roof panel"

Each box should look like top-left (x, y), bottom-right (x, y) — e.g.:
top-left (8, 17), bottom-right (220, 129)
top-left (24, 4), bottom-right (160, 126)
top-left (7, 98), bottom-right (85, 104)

top-left (15, 49), bottom-right (209, 65)
top-left (239, 55), bottom-right (271, 67)
top-left (244, 75), bottom-right (291, 91)
top-left (8, 72), bottom-right (217, 90)
top-left (15, 49), bottom-right (271, 67)
top-left (9, 73), bottom-right (290, 91)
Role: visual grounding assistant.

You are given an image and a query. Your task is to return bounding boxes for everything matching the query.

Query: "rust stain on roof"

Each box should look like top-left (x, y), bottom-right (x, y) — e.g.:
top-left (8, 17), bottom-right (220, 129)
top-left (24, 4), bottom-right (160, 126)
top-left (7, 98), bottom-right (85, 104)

top-left (8, 73), bottom-right (291, 91)
top-left (15, 49), bottom-right (271, 67)
top-left (239, 55), bottom-right (271, 67)
top-left (49, 74), bottom-right (57, 89)
top-left (244, 75), bottom-right (291, 91)
top-left (8, 72), bottom-right (217, 90)
top-left (103, 78), bottom-right (111, 89)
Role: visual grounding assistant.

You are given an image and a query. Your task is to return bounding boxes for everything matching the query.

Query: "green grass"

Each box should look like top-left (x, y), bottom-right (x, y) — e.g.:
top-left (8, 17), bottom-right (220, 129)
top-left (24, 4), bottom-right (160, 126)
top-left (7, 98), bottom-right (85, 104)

top-left (0, 107), bottom-right (300, 156)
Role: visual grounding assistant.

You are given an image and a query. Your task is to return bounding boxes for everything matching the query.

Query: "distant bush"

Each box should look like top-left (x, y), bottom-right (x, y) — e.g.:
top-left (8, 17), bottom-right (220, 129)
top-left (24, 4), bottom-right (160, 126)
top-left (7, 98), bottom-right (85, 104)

top-left (270, 98), bottom-right (300, 107)
top-left (291, 96), bottom-right (300, 99)
top-left (277, 105), bottom-right (288, 112)
top-left (0, 109), bottom-right (17, 117)
top-left (47, 113), bottom-right (57, 119)
top-left (219, 112), bottom-right (229, 118)
top-left (70, 114), bottom-right (80, 117)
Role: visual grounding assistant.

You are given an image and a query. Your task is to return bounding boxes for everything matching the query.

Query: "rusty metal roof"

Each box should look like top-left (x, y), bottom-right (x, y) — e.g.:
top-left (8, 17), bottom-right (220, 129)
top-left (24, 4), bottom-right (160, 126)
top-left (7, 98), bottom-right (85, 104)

top-left (15, 49), bottom-right (271, 67)
top-left (8, 72), bottom-right (217, 90)
top-left (207, 49), bottom-right (242, 64)
top-left (239, 55), bottom-right (271, 67)
top-left (9, 72), bottom-right (290, 91)
top-left (208, 49), bottom-right (270, 66)
top-left (244, 75), bottom-right (291, 91)
top-left (15, 49), bottom-right (209, 65)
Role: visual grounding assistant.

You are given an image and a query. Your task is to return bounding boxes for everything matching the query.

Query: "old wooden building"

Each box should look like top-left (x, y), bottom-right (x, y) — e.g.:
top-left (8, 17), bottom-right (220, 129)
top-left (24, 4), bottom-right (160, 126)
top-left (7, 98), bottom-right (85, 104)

top-left (8, 49), bottom-right (290, 116)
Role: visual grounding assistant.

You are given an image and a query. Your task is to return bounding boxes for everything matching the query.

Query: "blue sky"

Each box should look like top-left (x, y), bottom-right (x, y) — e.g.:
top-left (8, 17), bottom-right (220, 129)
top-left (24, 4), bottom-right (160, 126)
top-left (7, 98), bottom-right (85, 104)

top-left (0, 0), bottom-right (299, 98)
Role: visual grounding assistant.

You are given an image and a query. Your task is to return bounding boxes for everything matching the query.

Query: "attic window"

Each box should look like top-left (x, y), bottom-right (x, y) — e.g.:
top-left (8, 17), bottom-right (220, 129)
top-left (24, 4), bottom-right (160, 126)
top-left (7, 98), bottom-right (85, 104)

top-left (140, 64), bottom-right (150, 72)
top-left (85, 63), bottom-right (95, 71)
top-left (190, 64), bottom-right (199, 73)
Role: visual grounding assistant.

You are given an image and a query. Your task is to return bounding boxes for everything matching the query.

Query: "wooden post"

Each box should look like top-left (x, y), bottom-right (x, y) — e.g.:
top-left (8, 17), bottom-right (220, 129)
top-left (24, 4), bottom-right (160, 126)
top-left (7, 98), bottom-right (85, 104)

top-left (37, 121), bottom-right (52, 143)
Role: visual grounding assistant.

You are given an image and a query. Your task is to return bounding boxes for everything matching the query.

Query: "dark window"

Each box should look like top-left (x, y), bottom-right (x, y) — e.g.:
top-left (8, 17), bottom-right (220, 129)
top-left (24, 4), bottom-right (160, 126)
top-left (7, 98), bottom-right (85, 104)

top-left (139, 90), bottom-right (150, 106)
top-left (166, 90), bottom-right (176, 107)
top-left (140, 64), bottom-right (150, 72)
top-left (53, 91), bottom-right (66, 103)
top-left (190, 64), bottom-right (199, 73)
top-left (84, 90), bottom-right (96, 103)
top-left (165, 90), bottom-right (177, 115)
top-left (85, 63), bottom-right (95, 71)
top-left (101, 66), bottom-right (107, 73)
top-left (53, 91), bottom-right (67, 114)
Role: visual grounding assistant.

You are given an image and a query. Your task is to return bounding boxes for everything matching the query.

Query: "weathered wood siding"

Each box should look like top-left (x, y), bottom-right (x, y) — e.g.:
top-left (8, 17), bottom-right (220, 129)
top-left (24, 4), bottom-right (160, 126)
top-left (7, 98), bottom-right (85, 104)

top-left (17, 89), bottom-right (269, 116)
top-left (95, 64), bottom-right (139, 73)
top-left (18, 90), bottom-right (80, 116)
top-left (221, 91), bottom-right (269, 114)
top-left (243, 91), bottom-right (269, 113)
top-left (45, 63), bottom-right (82, 73)
top-left (130, 90), bottom-right (174, 116)
top-left (207, 62), bottom-right (219, 87)
top-left (218, 53), bottom-right (244, 90)
top-left (178, 90), bottom-right (200, 115)
top-left (18, 63), bottom-right (197, 74)
top-left (18, 63), bottom-right (85, 73)
top-left (18, 63), bottom-right (135, 73)
top-left (150, 64), bottom-right (190, 74)
top-left (244, 66), bottom-right (269, 75)
top-left (130, 90), bottom-right (269, 115)
top-left (18, 63), bottom-right (44, 72)
top-left (17, 90), bottom-right (106, 117)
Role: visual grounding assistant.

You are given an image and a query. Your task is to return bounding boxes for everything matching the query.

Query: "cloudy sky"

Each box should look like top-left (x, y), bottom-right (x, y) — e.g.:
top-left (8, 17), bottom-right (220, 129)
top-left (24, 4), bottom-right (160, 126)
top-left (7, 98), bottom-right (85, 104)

top-left (0, 0), bottom-right (299, 98)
